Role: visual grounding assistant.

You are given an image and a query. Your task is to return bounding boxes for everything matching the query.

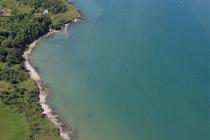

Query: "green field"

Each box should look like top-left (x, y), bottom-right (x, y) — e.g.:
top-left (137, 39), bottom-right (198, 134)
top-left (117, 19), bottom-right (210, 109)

top-left (0, 0), bottom-right (79, 28)
top-left (0, 62), bottom-right (62, 139)
top-left (0, 17), bottom-right (9, 32)
top-left (0, 0), bottom-right (32, 14)
top-left (50, 0), bottom-right (79, 26)
top-left (0, 104), bottom-right (30, 140)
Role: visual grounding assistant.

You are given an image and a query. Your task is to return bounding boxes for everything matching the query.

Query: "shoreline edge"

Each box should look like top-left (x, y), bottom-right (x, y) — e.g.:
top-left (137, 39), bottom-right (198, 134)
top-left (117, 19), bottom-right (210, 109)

top-left (23, 24), bottom-right (75, 140)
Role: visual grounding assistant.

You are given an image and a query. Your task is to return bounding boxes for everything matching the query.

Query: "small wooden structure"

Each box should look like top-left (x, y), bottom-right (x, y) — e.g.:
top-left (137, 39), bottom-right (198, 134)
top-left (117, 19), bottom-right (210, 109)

top-left (0, 8), bottom-right (12, 16)
top-left (43, 9), bottom-right (49, 15)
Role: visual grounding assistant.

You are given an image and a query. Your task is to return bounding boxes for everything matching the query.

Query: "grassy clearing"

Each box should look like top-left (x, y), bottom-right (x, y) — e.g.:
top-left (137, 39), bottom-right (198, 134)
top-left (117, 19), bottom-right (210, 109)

top-left (0, 104), bottom-right (30, 140)
top-left (0, 0), bottom-right (79, 28)
top-left (19, 79), bottom-right (37, 91)
top-left (0, 17), bottom-right (10, 32)
top-left (50, 0), bottom-right (79, 26)
top-left (0, 64), bottom-right (62, 139)
top-left (0, 0), bottom-right (32, 15)
top-left (0, 81), bottom-right (10, 92)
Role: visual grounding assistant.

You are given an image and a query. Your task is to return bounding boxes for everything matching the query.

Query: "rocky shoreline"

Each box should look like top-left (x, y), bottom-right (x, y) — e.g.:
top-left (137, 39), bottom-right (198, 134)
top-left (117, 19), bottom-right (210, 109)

top-left (23, 23), bottom-right (77, 140)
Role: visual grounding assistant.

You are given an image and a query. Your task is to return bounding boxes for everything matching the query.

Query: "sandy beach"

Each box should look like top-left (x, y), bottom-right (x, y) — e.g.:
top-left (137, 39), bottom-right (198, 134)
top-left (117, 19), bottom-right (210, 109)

top-left (23, 25), bottom-right (73, 140)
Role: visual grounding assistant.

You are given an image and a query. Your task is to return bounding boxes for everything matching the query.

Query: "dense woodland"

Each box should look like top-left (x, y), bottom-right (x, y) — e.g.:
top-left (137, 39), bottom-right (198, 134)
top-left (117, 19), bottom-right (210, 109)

top-left (0, 15), bottom-right (50, 64)
top-left (0, 0), bottom-right (78, 139)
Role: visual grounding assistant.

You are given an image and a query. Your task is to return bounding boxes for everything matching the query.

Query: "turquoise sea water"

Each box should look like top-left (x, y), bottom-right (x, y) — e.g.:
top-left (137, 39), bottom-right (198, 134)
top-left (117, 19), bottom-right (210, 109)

top-left (32, 0), bottom-right (210, 140)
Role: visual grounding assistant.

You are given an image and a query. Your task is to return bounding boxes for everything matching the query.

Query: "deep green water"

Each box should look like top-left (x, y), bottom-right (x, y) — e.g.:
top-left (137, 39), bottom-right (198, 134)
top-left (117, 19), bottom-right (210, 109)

top-left (32, 0), bottom-right (210, 140)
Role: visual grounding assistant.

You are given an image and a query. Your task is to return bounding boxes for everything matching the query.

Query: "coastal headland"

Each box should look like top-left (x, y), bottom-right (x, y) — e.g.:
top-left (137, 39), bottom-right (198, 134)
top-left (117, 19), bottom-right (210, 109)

top-left (0, 0), bottom-right (80, 139)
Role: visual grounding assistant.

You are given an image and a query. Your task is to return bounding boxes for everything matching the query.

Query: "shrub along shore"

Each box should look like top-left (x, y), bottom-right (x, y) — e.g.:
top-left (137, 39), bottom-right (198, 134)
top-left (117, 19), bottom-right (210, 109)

top-left (0, 0), bottom-right (80, 139)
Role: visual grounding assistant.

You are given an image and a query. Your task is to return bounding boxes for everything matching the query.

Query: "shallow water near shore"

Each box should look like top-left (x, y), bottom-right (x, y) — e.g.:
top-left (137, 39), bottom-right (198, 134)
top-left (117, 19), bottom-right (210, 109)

top-left (32, 0), bottom-right (210, 140)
